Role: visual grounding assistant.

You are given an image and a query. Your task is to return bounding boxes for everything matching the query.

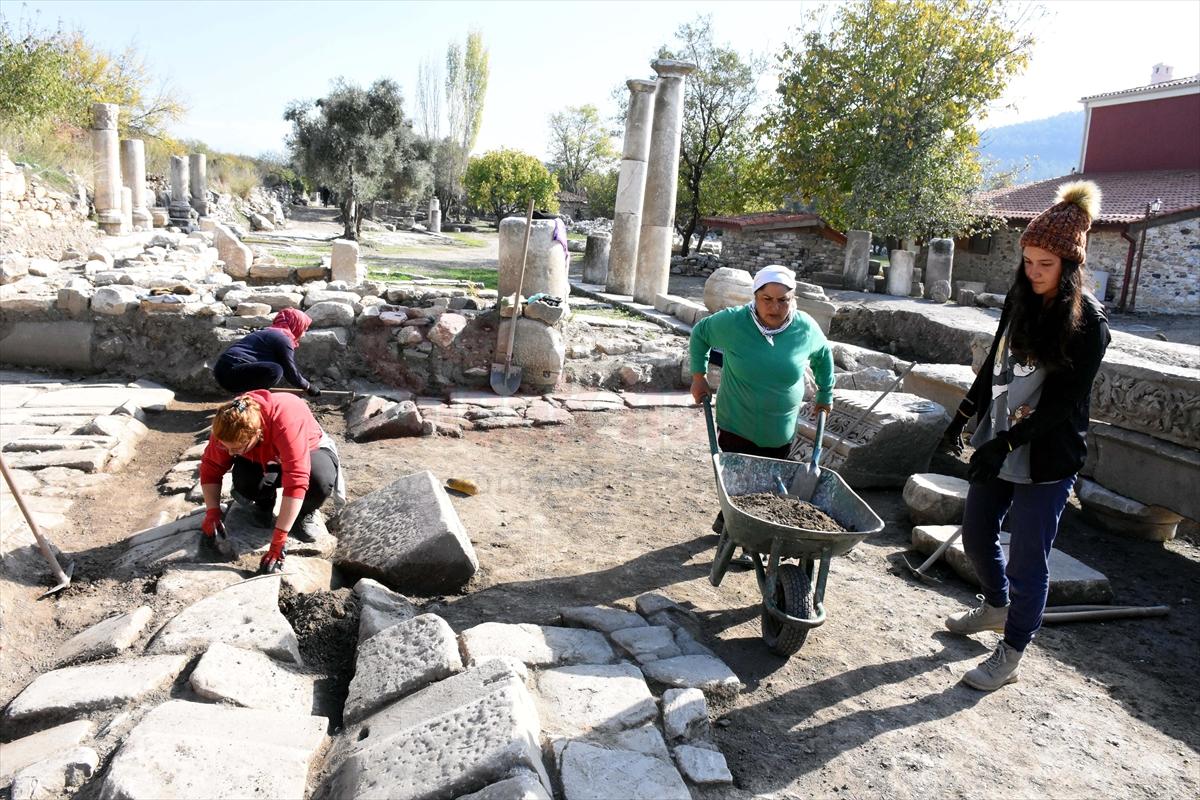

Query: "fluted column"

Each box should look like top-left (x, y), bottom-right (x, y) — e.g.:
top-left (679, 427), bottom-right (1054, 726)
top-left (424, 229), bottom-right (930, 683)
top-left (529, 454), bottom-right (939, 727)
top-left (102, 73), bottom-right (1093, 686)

top-left (120, 139), bottom-right (151, 230)
top-left (91, 103), bottom-right (122, 234)
top-left (168, 156), bottom-right (192, 226)
top-left (604, 78), bottom-right (657, 295)
top-left (189, 153), bottom-right (208, 216)
top-left (633, 60), bottom-right (696, 305)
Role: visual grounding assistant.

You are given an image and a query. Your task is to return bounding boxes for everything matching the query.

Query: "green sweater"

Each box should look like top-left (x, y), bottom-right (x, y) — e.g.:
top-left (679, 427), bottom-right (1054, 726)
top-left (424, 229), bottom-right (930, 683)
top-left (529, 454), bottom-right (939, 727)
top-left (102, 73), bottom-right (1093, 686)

top-left (690, 306), bottom-right (835, 448)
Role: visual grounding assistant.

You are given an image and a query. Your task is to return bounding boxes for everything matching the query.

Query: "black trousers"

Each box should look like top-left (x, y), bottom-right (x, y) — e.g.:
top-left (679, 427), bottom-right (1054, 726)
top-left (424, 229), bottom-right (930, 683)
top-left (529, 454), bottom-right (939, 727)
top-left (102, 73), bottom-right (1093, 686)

top-left (214, 359), bottom-right (284, 394)
top-left (717, 429), bottom-right (792, 459)
top-left (231, 449), bottom-right (337, 533)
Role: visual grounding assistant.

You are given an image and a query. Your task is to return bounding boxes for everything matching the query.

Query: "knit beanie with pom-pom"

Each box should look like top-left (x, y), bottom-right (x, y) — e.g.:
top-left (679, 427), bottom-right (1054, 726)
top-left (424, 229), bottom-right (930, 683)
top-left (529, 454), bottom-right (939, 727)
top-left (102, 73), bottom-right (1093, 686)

top-left (1019, 180), bottom-right (1102, 265)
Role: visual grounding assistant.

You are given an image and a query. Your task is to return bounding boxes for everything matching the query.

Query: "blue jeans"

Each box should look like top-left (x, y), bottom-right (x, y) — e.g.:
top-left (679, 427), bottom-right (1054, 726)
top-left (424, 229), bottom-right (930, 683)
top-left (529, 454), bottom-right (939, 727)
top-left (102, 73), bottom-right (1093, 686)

top-left (961, 475), bottom-right (1076, 651)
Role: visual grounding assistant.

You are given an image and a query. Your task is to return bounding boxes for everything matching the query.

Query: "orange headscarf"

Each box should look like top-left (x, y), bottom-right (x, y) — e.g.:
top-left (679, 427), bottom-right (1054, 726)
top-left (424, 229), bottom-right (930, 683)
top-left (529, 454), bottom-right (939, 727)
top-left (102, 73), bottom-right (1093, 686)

top-left (269, 308), bottom-right (312, 348)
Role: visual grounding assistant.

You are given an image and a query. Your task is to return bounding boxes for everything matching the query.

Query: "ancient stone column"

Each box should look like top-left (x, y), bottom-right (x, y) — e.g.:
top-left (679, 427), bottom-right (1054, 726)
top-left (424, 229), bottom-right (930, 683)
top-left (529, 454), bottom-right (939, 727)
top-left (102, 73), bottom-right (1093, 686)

top-left (168, 156), bottom-right (191, 226)
top-left (605, 78), bottom-right (658, 296)
top-left (633, 60), bottom-right (697, 305)
top-left (498, 217), bottom-right (568, 302)
top-left (428, 197), bottom-right (442, 234)
top-left (582, 232), bottom-right (611, 285)
top-left (120, 139), bottom-right (151, 230)
top-left (91, 103), bottom-right (122, 234)
top-left (885, 250), bottom-right (915, 297)
top-left (120, 186), bottom-right (132, 233)
top-left (188, 153), bottom-right (208, 216)
top-left (843, 230), bottom-right (872, 291)
top-left (924, 238), bottom-right (955, 303)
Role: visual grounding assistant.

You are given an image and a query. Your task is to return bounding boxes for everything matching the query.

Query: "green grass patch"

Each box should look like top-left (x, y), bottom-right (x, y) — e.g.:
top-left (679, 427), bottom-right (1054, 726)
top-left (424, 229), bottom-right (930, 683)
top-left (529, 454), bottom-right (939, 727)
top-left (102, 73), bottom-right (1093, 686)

top-left (442, 231), bottom-right (489, 248)
top-left (366, 263), bottom-right (499, 290)
top-left (566, 232), bottom-right (586, 241)
top-left (267, 248), bottom-right (324, 267)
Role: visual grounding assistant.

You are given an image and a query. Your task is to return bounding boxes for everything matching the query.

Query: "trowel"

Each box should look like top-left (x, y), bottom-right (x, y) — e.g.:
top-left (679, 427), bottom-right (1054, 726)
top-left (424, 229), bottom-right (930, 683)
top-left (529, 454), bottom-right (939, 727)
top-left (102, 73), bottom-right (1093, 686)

top-left (490, 199), bottom-right (535, 396)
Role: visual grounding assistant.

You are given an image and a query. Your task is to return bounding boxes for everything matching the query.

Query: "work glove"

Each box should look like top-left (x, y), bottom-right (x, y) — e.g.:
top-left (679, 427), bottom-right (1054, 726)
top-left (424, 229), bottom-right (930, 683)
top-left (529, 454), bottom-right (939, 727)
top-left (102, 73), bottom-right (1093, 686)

top-left (305, 384), bottom-right (322, 398)
top-left (938, 409), bottom-right (971, 457)
top-left (201, 507), bottom-right (223, 537)
top-left (967, 433), bottom-right (1012, 484)
top-left (257, 528), bottom-right (288, 575)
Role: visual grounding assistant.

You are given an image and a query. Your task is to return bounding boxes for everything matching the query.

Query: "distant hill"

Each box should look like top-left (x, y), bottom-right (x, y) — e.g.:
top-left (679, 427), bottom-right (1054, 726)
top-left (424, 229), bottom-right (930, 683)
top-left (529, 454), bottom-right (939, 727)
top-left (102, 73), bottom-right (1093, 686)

top-left (978, 111), bottom-right (1084, 184)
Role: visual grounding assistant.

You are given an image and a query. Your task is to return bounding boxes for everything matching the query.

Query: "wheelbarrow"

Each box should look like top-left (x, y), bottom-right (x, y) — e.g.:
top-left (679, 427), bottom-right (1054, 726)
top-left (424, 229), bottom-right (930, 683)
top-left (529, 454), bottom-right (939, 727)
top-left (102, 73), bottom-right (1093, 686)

top-left (703, 397), bottom-right (884, 656)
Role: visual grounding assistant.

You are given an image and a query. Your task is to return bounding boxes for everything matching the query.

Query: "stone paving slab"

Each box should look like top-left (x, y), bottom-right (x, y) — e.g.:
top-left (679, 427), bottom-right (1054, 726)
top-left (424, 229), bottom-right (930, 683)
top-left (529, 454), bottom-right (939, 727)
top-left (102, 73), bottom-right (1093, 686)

top-left (281, 556), bottom-right (333, 594)
top-left (343, 614), bottom-right (463, 724)
top-left (559, 741), bottom-right (690, 800)
top-left (189, 642), bottom-right (315, 715)
top-left (559, 605), bottom-right (648, 634)
top-left (9, 746), bottom-right (98, 800)
top-left (902, 473), bottom-right (969, 525)
top-left (333, 470), bottom-right (479, 594)
top-left (640, 655), bottom-right (743, 698)
top-left (2, 434), bottom-right (119, 452)
top-left (673, 744), bottom-right (733, 785)
top-left (457, 769), bottom-right (551, 800)
top-left (3, 654), bottom-right (188, 723)
top-left (0, 720), bottom-right (94, 786)
top-left (327, 684), bottom-right (551, 800)
top-left (146, 575), bottom-right (302, 663)
top-left (460, 622), bottom-right (616, 667)
top-left (4, 448), bottom-right (110, 472)
top-left (662, 687), bottom-right (710, 741)
top-left (911, 525), bottom-right (1113, 604)
top-left (100, 700), bottom-right (327, 800)
top-left (620, 391), bottom-right (697, 409)
top-left (154, 564), bottom-right (244, 602)
top-left (21, 384), bottom-right (173, 412)
top-left (548, 390), bottom-right (624, 405)
top-left (54, 606), bottom-right (153, 666)
top-left (524, 400), bottom-right (574, 426)
top-left (610, 626), bottom-right (682, 663)
top-left (448, 389), bottom-right (533, 408)
top-left (533, 663), bottom-right (657, 739)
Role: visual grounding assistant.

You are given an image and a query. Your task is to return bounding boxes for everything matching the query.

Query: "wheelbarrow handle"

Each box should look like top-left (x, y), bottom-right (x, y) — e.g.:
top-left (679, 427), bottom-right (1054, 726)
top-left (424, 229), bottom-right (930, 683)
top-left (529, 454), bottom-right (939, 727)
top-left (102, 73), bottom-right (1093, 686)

top-left (702, 395), bottom-right (719, 457)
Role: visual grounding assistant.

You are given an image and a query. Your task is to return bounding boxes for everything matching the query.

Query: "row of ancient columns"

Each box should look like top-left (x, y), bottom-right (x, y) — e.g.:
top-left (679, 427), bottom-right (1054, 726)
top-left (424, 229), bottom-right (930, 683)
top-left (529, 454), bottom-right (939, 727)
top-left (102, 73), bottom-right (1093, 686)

top-left (91, 102), bottom-right (208, 234)
top-left (605, 59), bottom-right (696, 304)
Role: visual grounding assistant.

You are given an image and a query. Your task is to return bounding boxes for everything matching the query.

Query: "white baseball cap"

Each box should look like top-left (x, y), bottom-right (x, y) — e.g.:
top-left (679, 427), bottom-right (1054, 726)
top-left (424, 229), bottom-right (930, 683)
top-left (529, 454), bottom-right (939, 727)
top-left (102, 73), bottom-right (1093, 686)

top-left (752, 265), bottom-right (797, 292)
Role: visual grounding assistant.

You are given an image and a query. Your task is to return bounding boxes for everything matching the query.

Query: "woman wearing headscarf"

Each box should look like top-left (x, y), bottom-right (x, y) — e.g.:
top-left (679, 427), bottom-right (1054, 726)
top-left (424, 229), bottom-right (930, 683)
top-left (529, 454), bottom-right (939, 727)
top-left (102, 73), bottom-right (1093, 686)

top-left (939, 181), bottom-right (1111, 691)
top-left (213, 308), bottom-right (321, 396)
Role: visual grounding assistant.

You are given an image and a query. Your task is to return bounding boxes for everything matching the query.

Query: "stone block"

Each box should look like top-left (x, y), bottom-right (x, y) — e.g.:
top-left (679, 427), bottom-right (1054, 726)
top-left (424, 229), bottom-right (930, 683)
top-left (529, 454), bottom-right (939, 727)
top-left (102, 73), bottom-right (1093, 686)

top-left (331, 239), bottom-right (362, 284)
top-left (0, 720), bottom-right (94, 787)
top-left (190, 642), bottom-right (315, 715)
top-left (794, 389), bottom-right (946, 488)
top-left (459, 622), bottom-right (616, 667)
top-left (661, 687), bottom-right (709, 741)
top-left (3, 654), bottom-right (188, 723)
top-left (902, 473), bottom-right (969, 525)
top-left (673, 744), bottom-right (733, 785)
top-left (213, 224), bottom-right (252, 279)
top-left (843, 230), bottom-right (872, 291)
top-left (429, 312), bottom-right (468, 347)
top-left (281, 555), bottom-right (333, 593)
top-left (834, 366), bottom-right (896, 391)
top-left (0, 321), bottom-right (95, 372)
top-left (903, 363), bottom-right (976, 417)
top-left (621, 391), bottom-right (695, 409)
top-left (305, 300), bottom-right (354, 327)
top-left (559, 741), bottom-right (690, 800)
top-left (1075, 477), bottom-right (1182, 542)
top-left (1090, 348), bottom-right (1200, 450)
top-left (611, 626), bottom-right (681, 663)
top-left (524, 400), bottom-right (573, 426)
top-left (496, 317), bottom-right (566, 390)
top-left (155, 564), bottom-right (243, 603)
top-left (326, 684), bottom-right (551, 800)
top-left (924, 238), bottom-right (954, 303)
top-left (333, 470), bottom-right (478, 593)
top-left (559, 605), bottom-right (648, 633)
top-left (9, 746), bottom-right (98, 799)
top-left (145, 575), bottom-right (302, 662)
top-left (53, 605), bottom-right (152, 666)
top-left (533, 663), bottom-right (657, 738)
top-left (100, 700), bottom-right (327, 800)
top-left (245, 290), bottom-right (303, 310)
top-left (1083, 421), bottom-right (1200, 521)
top-left (524, 299), bottom-right (566, 326)
top-left (911, 525), bottom-right (1112, 604)
top-left (458, 771), bottom-right (551, 800)
top-left (90, 285), bottom-right (142, 315)
top-left (885, 250), bottom-right (914, 296)
top-left (343, 613), bottom-right (462, 724)
top-left (703, 267), bottom-right (753, 312)
top-left (640, 655), bottom-right (743, 698)
top-left (796, 295), bottom-right (836, 334)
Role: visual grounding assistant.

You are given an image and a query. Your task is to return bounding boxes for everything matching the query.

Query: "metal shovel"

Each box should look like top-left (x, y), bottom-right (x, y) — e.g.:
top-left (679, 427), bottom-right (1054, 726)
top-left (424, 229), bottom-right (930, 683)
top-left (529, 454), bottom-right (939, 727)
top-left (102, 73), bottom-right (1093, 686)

top-left (789, 409), bottom-right (827, 500)
top-left (490, 199), bottom-right (536, 396)
top-left (0, 453), bottom-right (74, 597)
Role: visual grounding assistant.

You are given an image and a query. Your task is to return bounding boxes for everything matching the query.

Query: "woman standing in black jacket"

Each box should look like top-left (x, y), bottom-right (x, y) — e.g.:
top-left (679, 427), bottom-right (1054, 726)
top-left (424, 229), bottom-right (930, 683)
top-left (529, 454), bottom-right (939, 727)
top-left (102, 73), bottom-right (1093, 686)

top-left (939, 181), bottom-right (1111, 691)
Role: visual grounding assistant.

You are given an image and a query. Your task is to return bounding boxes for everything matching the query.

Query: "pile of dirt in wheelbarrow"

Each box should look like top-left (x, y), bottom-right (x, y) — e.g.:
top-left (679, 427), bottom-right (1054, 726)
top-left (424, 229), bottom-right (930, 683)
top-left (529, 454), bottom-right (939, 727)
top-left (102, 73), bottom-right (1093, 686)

top-left (732, 492), bottom-right (849, 532)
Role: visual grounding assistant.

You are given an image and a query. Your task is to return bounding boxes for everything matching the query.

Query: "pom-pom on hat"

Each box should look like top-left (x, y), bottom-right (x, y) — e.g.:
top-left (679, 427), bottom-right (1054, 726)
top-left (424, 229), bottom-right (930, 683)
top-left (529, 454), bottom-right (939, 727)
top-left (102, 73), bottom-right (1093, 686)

top-left (1020, 180), bottom-right (1102, 265)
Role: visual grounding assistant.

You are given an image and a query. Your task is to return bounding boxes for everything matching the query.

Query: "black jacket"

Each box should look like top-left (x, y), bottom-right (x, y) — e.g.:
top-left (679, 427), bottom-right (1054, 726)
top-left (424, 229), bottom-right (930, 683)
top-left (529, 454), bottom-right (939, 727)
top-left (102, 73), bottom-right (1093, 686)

top-left (961, 292), bottom-right (1111, 483)
top-left (215, 328), bottom-right (310, 390)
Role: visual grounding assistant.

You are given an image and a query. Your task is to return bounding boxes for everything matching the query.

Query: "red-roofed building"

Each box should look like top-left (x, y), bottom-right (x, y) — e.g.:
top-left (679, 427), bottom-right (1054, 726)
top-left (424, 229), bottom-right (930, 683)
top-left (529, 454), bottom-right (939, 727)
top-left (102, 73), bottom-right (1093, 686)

top-left (958, 67), bottom-right (1200, 314)
top-left (699, 212), bottom-right (847, 277)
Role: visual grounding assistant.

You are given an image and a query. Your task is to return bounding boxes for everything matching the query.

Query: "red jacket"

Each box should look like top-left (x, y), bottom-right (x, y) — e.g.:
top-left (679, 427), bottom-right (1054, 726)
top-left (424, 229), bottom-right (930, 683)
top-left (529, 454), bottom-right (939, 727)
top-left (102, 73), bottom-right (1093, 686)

top-left (200, 390), bottom-right (323, 499)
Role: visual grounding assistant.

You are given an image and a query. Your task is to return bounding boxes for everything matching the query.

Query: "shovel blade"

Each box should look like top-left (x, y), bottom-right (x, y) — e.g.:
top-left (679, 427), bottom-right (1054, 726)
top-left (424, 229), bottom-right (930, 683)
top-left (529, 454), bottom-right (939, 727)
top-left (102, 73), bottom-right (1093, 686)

top-left (788, 466), bottom-right (820, 501)
top-left (489, 363), bottom-right (522, 396)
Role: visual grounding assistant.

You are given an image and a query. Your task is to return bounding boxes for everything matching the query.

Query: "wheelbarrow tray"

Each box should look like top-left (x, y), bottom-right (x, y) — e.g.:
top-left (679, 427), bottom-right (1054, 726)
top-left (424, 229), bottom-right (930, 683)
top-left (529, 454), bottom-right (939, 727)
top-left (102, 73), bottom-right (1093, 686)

top-left (713, 451), bottom-right (884, 558)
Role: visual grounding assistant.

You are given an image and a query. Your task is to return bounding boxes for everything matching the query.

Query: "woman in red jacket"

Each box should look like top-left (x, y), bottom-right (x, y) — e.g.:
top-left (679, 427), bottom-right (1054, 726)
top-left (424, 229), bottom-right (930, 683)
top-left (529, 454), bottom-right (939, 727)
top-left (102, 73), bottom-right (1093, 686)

top-left (198, 391), bottom-right (340, 574)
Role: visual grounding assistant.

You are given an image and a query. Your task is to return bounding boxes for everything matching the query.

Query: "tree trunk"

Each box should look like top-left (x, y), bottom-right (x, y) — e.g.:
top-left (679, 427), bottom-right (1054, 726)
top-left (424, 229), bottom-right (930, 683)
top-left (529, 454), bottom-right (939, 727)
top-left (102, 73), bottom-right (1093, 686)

top-left (342, 195), bottom-right (357, 240)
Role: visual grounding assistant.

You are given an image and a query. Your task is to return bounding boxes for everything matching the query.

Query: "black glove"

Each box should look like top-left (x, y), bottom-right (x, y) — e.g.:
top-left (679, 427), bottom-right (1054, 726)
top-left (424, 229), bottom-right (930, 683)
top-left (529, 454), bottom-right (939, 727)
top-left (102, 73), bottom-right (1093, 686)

top-left (305, 384), bottom-right (322, 398)
top-left (938, 409), bottom-right (970, 457)
top-left (967, 433), bottom-right (1012, 484)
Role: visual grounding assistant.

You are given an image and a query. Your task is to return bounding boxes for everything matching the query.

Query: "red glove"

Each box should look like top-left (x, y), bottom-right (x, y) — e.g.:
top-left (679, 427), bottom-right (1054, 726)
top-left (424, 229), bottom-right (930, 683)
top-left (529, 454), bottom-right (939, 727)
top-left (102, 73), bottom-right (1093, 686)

top-left (257, 528), bottom-right (288, 574)
top-left (202, 507), bottom-right (223, 537)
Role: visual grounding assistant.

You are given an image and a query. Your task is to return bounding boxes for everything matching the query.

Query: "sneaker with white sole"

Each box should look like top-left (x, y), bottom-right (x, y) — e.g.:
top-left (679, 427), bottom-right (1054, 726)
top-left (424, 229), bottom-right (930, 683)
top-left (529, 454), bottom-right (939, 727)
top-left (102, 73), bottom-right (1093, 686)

top-left (962, 640), bottom-right (1023, 690)
top-left (945, 594), bottom-right (1008, 634)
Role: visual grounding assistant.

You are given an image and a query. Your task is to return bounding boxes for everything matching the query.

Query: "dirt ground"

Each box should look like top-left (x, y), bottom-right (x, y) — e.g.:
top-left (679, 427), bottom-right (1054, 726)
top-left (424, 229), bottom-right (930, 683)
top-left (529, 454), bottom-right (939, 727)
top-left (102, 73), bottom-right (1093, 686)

top-left (4, 392), bottom-right (1195, 799)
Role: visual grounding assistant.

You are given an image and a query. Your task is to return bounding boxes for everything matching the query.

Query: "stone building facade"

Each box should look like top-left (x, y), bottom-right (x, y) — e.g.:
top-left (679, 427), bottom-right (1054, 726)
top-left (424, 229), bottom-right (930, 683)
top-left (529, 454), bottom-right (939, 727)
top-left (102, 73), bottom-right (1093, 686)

top-left (700, 213), bottom-right (846, 277)
top-left (953, 226), bottom-right (1130, 300)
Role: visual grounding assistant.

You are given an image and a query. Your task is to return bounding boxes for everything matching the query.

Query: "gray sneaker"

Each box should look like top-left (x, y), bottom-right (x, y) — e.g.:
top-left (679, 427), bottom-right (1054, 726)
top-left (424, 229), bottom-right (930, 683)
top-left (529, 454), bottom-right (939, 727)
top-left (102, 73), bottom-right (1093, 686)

top-left (962, 640), bottom-right (1023, 691)
top-left (945, 594), bottom-right (1008, 634)
top-left (290, 511), bottom-right (323, 543)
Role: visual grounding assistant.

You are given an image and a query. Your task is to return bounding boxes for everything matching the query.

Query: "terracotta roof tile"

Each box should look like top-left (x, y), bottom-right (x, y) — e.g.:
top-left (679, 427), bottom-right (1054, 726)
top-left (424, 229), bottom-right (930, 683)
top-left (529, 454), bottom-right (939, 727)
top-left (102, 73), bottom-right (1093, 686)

top-left (981, 170), bottom-right (1200, 224)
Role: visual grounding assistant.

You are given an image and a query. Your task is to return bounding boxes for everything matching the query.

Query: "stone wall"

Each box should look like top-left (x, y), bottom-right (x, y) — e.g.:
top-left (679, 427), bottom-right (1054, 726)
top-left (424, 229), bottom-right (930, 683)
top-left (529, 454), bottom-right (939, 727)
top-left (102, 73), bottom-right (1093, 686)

top-left (718, 228), bottom-right (844, 277)
top-left (0, 150), bottom-right (97, 261)
top-left (953, 227), bottom-right (1127, 300)
top-left (1131, 218), bottom-right (1200, 314)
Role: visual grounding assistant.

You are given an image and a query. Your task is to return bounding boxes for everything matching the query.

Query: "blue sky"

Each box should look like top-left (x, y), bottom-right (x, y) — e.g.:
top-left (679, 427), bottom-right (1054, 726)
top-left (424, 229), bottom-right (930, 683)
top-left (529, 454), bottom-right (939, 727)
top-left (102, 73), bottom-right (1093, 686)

top-left (11, 0), bottom-right (1200, 159)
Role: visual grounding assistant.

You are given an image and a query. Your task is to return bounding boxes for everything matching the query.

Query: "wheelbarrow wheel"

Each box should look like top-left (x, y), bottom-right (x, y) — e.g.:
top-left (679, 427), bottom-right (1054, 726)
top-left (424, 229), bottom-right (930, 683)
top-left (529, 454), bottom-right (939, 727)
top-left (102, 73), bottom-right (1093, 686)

top-left (762, 563), bottom-right (814, 657)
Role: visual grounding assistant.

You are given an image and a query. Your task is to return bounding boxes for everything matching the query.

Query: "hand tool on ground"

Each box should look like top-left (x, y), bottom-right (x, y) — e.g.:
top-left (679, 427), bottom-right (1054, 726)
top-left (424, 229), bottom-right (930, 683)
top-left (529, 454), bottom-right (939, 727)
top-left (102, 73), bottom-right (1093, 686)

top-left (902, 525), bottom-right (963, 583)
top-left (0, 452), bottom-right (74, 596)
top-left (490, 198), bottom-right (536, 396)
top-left (1041, 604), bottom-right (1170, 623)
top-left (788, 410), bottom-right (827, 500)
top-left (269, 387), bottom-right (355, 402)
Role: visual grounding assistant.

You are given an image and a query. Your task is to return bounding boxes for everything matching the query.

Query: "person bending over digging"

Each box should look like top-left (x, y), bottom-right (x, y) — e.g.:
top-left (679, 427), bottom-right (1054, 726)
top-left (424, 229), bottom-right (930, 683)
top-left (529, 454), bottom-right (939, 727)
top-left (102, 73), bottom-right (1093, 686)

top-left (198, 391), bottom-right (343, 574)
top-left (689, 265), bottom-right (835, 558)
top-left (213, 307), bottom-right (322, 396)
top-left (939, 180), bottom-right (1110, 691)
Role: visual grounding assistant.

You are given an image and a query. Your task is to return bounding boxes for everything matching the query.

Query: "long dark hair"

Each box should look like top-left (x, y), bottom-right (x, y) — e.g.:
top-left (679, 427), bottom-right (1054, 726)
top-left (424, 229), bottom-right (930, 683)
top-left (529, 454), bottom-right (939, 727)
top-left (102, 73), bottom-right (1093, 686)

top-left (1007, 257), bottom-right (1084, 371)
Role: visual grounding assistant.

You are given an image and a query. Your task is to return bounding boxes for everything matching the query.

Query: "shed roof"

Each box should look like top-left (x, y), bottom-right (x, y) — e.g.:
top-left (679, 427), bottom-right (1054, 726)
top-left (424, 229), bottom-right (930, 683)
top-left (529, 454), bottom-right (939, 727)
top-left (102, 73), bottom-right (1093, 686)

top-left (981, 170), bottom-right (1200, 224)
